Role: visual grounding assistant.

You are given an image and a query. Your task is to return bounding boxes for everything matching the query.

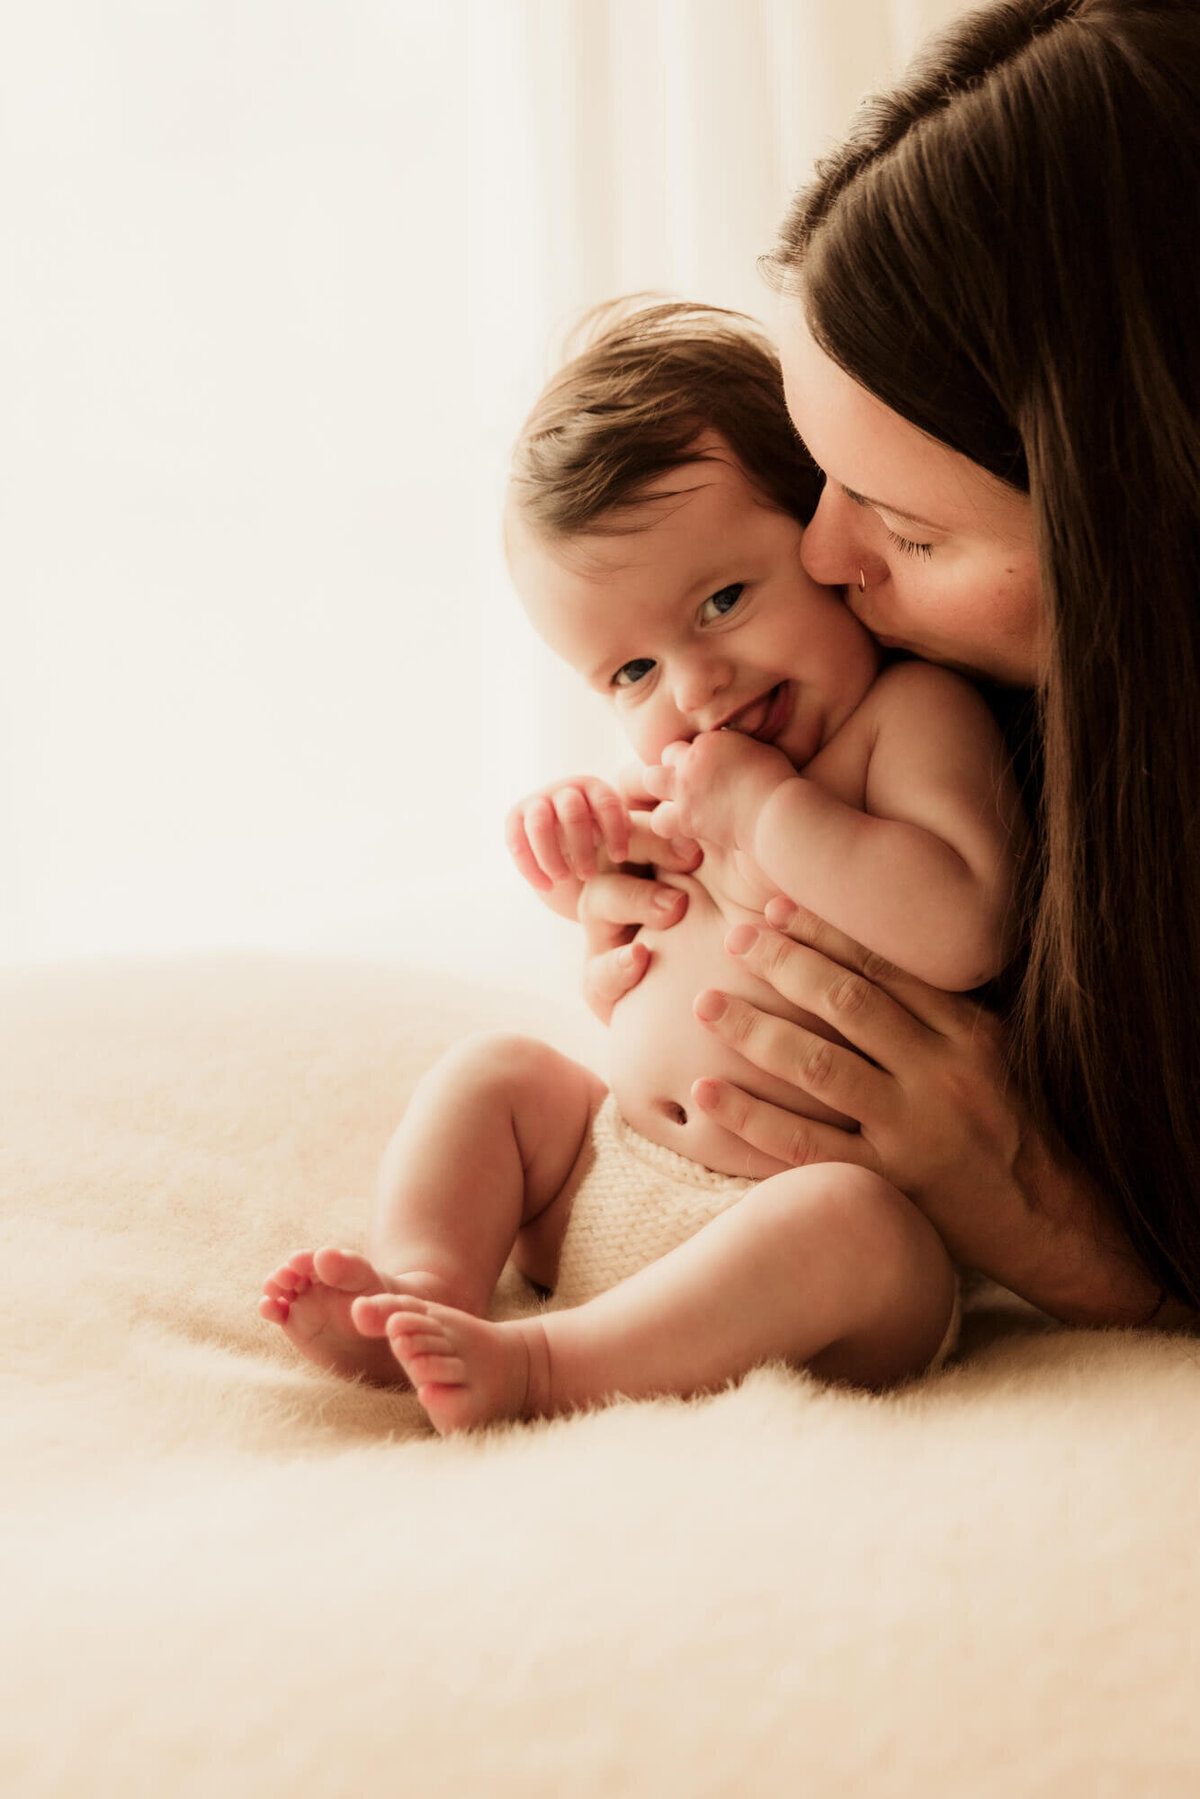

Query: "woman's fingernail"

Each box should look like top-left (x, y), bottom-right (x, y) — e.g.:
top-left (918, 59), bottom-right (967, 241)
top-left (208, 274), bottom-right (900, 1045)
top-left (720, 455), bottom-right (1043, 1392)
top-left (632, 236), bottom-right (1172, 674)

top-left (619, 946), bottom-right (637, 969)
top-left (670, 838), bottom-right (699, 861)
top-left (726, 924), bottom-right (758, 956)
top-left (764, 897), bottom-right (796, 930)
top-left (654, 888), bottom-right (682, 912)
top-left (694, 989), bottom-right (728, 1023)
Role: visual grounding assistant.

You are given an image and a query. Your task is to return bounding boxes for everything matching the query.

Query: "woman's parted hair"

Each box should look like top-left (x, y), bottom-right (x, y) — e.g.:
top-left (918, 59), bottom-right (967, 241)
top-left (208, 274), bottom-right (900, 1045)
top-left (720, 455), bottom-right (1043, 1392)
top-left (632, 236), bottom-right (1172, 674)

top-left (766, 0), bottom-right (1200, 1305)
top-left (509, 295), bottom-right (820, 537)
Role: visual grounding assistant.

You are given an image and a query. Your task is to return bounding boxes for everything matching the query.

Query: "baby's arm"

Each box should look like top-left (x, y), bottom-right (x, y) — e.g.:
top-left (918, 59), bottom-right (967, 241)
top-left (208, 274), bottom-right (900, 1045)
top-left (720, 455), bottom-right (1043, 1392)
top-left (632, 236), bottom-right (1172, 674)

top-left (647, 663), bottom-right (1024, 990)
top-left (751, 663), bottom-right (1025, 989)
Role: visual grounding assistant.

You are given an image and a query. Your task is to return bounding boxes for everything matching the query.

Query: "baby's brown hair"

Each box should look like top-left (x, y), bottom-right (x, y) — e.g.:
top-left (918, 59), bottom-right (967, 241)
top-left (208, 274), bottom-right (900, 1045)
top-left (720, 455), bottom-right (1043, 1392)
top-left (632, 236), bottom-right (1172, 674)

top-left (509, 295), bottom-right (820, 538)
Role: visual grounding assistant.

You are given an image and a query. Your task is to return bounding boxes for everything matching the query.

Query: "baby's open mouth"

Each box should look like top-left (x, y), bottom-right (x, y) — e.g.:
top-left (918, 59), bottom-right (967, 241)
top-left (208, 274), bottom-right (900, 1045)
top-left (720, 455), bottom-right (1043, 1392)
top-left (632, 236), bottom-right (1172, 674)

top-left (719, 683), bottom-right (789, 742)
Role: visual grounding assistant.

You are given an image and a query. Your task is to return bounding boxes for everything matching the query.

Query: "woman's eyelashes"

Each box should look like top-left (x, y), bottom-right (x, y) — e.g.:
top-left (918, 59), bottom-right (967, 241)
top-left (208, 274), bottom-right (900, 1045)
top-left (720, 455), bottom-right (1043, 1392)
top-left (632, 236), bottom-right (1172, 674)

top-left (886, 529), bottom-right (934, 560)
top-left (843, 486), bottom-right (935, 560)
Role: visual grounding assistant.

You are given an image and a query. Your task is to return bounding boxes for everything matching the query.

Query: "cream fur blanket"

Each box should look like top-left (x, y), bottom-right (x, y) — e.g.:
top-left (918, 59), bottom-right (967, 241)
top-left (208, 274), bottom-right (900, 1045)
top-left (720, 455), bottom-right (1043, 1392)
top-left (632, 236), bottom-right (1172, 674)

top-left (3, 955), bottom-right (1199, 1796)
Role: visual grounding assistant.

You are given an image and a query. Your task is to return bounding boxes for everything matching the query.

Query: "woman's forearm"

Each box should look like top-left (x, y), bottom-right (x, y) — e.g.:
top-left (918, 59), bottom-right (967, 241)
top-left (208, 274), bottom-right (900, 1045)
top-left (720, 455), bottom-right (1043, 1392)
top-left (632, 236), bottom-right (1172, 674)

top-left (985, 1124), bottom-right (1162, 1326)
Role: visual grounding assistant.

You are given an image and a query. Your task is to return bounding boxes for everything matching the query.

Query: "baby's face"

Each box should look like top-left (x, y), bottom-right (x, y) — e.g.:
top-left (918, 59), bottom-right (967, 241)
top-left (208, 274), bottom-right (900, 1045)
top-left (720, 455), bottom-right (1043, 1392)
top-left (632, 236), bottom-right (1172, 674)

top-left (508, 438), bottom-right (879, 768)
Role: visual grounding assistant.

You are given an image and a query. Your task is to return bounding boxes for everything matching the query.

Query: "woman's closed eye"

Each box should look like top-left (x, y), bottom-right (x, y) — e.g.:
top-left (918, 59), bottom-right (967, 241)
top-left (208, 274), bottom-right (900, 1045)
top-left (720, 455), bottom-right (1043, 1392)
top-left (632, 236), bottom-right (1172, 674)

top-left (612, 657), bottom-right (655, 689)
top-left (886, 530), bottom-right (934, 560)
top-left (699, 582), bottom-right (745, 622)
top-left (842, 485), bottom-right (936, 561)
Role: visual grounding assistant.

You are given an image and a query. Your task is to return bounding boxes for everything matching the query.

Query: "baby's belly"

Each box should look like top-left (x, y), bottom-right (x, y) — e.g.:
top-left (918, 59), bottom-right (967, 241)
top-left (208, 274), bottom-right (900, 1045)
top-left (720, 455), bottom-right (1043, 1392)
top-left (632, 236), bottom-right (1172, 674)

top-left (605, 875), bottom-right (859, 1181)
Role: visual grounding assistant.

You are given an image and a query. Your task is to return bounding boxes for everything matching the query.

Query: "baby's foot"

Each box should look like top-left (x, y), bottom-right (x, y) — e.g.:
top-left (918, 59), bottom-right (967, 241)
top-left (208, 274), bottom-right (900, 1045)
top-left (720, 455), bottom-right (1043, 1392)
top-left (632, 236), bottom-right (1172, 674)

top-left (259, 1247), bottom-right (440, 1386)
top-left (360, 1295), bottom-right (550, 1435)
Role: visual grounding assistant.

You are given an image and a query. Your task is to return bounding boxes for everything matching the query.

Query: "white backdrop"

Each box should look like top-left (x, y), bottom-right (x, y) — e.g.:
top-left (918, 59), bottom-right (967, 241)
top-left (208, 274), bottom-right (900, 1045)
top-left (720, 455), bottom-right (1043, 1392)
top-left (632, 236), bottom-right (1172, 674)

top-left (1, 0), bottom-right (974, 986)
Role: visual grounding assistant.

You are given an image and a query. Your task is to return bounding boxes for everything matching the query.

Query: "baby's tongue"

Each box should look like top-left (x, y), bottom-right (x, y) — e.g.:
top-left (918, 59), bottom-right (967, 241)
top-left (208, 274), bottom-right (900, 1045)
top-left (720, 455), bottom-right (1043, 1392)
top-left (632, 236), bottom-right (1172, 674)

top-left (727, 687), bottom-right (774, 738)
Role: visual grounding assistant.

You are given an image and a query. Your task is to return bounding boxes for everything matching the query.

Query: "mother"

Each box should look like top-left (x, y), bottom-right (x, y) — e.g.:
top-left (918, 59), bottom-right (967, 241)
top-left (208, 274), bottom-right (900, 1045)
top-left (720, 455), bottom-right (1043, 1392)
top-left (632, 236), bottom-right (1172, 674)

top-left (581, 0), bottom-right (1200, 1327)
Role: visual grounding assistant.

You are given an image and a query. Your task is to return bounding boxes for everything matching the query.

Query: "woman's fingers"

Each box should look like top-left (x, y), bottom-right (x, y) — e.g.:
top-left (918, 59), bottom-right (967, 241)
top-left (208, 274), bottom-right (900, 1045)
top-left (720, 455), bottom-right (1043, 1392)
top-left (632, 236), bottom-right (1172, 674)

top-left (724, 919), bottom-right (953, 1064)
top-left (693, 986), bottom-right (895, 1126)
top-left (581, 940), bottom-right (650, 1025)
top-left (578, 871), bottom-right (688, 942)
top-left (578, 871), bottom-right (690, 1024)
top-left (624, 815), bottom-right (701, 872)
top-left (691, 1077), bottom-right (884, 1174)
top-left (762, 899), bottom-right (967, 1036)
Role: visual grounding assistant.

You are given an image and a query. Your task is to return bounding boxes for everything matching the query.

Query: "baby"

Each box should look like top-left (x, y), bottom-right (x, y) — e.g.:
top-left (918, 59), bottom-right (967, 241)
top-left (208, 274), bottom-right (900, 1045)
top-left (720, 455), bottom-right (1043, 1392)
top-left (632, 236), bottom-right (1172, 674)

top-left (260, 299), bottom-right (1025, 1432)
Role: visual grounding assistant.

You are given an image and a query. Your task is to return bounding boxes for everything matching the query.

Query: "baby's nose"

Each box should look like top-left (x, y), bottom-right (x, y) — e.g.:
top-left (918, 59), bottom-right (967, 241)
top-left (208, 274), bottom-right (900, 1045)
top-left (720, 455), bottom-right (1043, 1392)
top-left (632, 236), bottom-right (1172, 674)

top-left (673, 656), bottom-right (733, 715)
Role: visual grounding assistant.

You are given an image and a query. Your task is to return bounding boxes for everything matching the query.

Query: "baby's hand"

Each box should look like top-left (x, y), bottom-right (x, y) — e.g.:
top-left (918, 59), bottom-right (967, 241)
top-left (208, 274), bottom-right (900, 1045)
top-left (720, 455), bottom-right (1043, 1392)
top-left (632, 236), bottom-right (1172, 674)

top-left (506, 777), bottom-right (633, 893)
top-left (644, 731), bottom-right (794, 849)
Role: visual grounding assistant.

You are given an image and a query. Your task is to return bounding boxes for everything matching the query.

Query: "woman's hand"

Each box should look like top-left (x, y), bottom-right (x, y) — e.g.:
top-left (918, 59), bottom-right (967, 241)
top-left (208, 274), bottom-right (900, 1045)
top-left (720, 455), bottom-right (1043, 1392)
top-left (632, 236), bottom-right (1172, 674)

top-left (577, 812), bottom-right (702, 1024)
top-left (690, 899), bottom-right (1159, 1325)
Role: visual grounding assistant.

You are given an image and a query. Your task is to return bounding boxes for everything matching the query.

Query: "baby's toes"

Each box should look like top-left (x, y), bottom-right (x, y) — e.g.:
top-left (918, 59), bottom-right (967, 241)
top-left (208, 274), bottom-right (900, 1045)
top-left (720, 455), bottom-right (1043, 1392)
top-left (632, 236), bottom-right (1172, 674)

top-left (258, 1292), bottom-right (290, 1324)
top-left (400, 1351), bottom-right (466, 1388)
top-left (385, 1310), bottom-right (455, 1356)
top-left (387, 1317), bottom-right (451, 1354)
top-left (385, 1316), bottom-right (462, 1381)
top-left (262, 1269), bottom-right (302, 1304)
top-left (350, 1293), bottom-right (407, 1336)
top-left (312, 1246), bottom-right (380, 1292)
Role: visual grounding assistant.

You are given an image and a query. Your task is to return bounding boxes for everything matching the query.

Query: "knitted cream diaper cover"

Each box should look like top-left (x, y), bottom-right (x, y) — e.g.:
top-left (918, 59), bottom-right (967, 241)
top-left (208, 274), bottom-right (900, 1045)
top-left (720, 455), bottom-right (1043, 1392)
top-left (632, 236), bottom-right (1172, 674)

top-left (545, 1094), bottom-right (961, 1373)
top-left (547, 1094), bottom-right (753, 1312)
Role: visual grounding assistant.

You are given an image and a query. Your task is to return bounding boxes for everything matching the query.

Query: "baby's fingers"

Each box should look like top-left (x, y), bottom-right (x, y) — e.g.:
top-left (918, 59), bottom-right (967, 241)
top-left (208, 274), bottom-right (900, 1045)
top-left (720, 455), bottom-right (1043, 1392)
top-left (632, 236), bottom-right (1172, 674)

top-left (519, 795), bottom-right (573, 884)
top-left (504, 806), bottom-right (554, 892)
top-left (648, 801), bottom-right (684, 841)
top-left (581, 778), bottom-right (631, 865)
top-left (551, 785), bottom-right (603, 878)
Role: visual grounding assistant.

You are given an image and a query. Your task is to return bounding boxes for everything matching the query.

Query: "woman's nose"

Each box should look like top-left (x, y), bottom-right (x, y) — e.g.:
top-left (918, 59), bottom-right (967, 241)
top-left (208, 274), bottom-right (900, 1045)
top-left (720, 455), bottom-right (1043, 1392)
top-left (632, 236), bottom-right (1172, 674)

top-left (799, 486), bottom-right (866, 587)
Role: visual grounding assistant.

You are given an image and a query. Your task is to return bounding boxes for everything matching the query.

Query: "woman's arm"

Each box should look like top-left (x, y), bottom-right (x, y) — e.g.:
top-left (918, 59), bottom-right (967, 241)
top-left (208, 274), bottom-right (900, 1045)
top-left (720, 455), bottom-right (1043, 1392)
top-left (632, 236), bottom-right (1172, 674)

top-left (689, 900), bottom-right (1162, 1326)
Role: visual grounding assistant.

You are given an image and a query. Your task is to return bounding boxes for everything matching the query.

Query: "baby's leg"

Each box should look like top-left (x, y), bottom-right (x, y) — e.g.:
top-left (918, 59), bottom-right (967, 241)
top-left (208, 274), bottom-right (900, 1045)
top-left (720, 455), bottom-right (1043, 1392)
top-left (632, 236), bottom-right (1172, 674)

top-left (371, 1163), bottom-right (956, 1431)
top-left (260, 1033), bottom-right (604, 1384)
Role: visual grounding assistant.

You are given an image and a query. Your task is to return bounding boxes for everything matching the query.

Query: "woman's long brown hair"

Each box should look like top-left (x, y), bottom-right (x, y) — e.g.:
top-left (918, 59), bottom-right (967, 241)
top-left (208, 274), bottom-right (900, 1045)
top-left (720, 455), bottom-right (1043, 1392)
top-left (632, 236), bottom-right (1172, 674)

top-left (765, 0), bottom-right (1200, 1304)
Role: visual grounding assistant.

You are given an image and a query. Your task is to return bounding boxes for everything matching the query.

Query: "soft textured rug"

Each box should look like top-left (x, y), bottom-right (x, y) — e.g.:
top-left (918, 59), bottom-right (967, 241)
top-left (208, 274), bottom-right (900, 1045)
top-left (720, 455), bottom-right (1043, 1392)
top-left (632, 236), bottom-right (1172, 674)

top-left (3, 955), bottom-right (1199, 1796)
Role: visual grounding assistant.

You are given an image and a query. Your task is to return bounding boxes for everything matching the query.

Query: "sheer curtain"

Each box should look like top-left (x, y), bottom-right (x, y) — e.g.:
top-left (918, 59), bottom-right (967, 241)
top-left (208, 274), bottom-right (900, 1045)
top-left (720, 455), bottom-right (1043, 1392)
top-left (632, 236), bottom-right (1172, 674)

top-left (1, 0), bottom-right (973, 984)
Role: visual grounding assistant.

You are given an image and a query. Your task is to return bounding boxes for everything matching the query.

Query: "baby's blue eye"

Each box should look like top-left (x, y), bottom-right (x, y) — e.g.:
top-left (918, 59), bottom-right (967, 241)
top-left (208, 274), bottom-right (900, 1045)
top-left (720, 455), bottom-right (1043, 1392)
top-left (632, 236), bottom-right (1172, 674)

top-left (699, 582), bottom-right (745, 622)
top-left (612, 658), bottom-right (655, 689)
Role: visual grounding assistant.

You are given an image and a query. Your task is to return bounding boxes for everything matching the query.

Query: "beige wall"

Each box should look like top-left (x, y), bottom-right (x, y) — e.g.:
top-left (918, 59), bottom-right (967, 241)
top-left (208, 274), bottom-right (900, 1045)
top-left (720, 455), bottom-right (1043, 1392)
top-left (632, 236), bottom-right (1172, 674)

top-left (1, 0), bottom-right (982, 978)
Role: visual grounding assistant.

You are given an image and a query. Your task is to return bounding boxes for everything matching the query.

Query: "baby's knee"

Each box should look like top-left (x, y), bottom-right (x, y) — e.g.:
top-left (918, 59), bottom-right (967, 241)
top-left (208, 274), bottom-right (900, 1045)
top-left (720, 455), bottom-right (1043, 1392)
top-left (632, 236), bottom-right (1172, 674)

top-left (755, 1163), bottom-right (951, 1305)
top-left (424, 1031), bottom-right (569, 1107)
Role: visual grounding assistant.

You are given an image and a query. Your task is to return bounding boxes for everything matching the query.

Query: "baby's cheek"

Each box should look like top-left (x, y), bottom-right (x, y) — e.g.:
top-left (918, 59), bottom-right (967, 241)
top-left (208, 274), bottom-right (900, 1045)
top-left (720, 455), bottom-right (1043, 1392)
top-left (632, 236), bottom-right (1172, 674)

top-left (615, 695), bottom-right (683, 771)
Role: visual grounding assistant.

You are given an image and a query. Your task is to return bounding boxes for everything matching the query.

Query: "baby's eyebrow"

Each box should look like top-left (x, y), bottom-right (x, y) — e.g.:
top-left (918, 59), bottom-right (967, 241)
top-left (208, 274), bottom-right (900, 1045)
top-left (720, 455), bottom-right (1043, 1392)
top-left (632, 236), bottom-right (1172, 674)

top-left (839, 483), bottom-right (941, 531)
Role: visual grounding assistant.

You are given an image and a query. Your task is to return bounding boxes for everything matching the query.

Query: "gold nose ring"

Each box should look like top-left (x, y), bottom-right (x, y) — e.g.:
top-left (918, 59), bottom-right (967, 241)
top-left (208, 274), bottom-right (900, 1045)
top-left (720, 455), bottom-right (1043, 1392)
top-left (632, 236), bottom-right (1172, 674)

top-left (857, 568), bottom-right (866, 592)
